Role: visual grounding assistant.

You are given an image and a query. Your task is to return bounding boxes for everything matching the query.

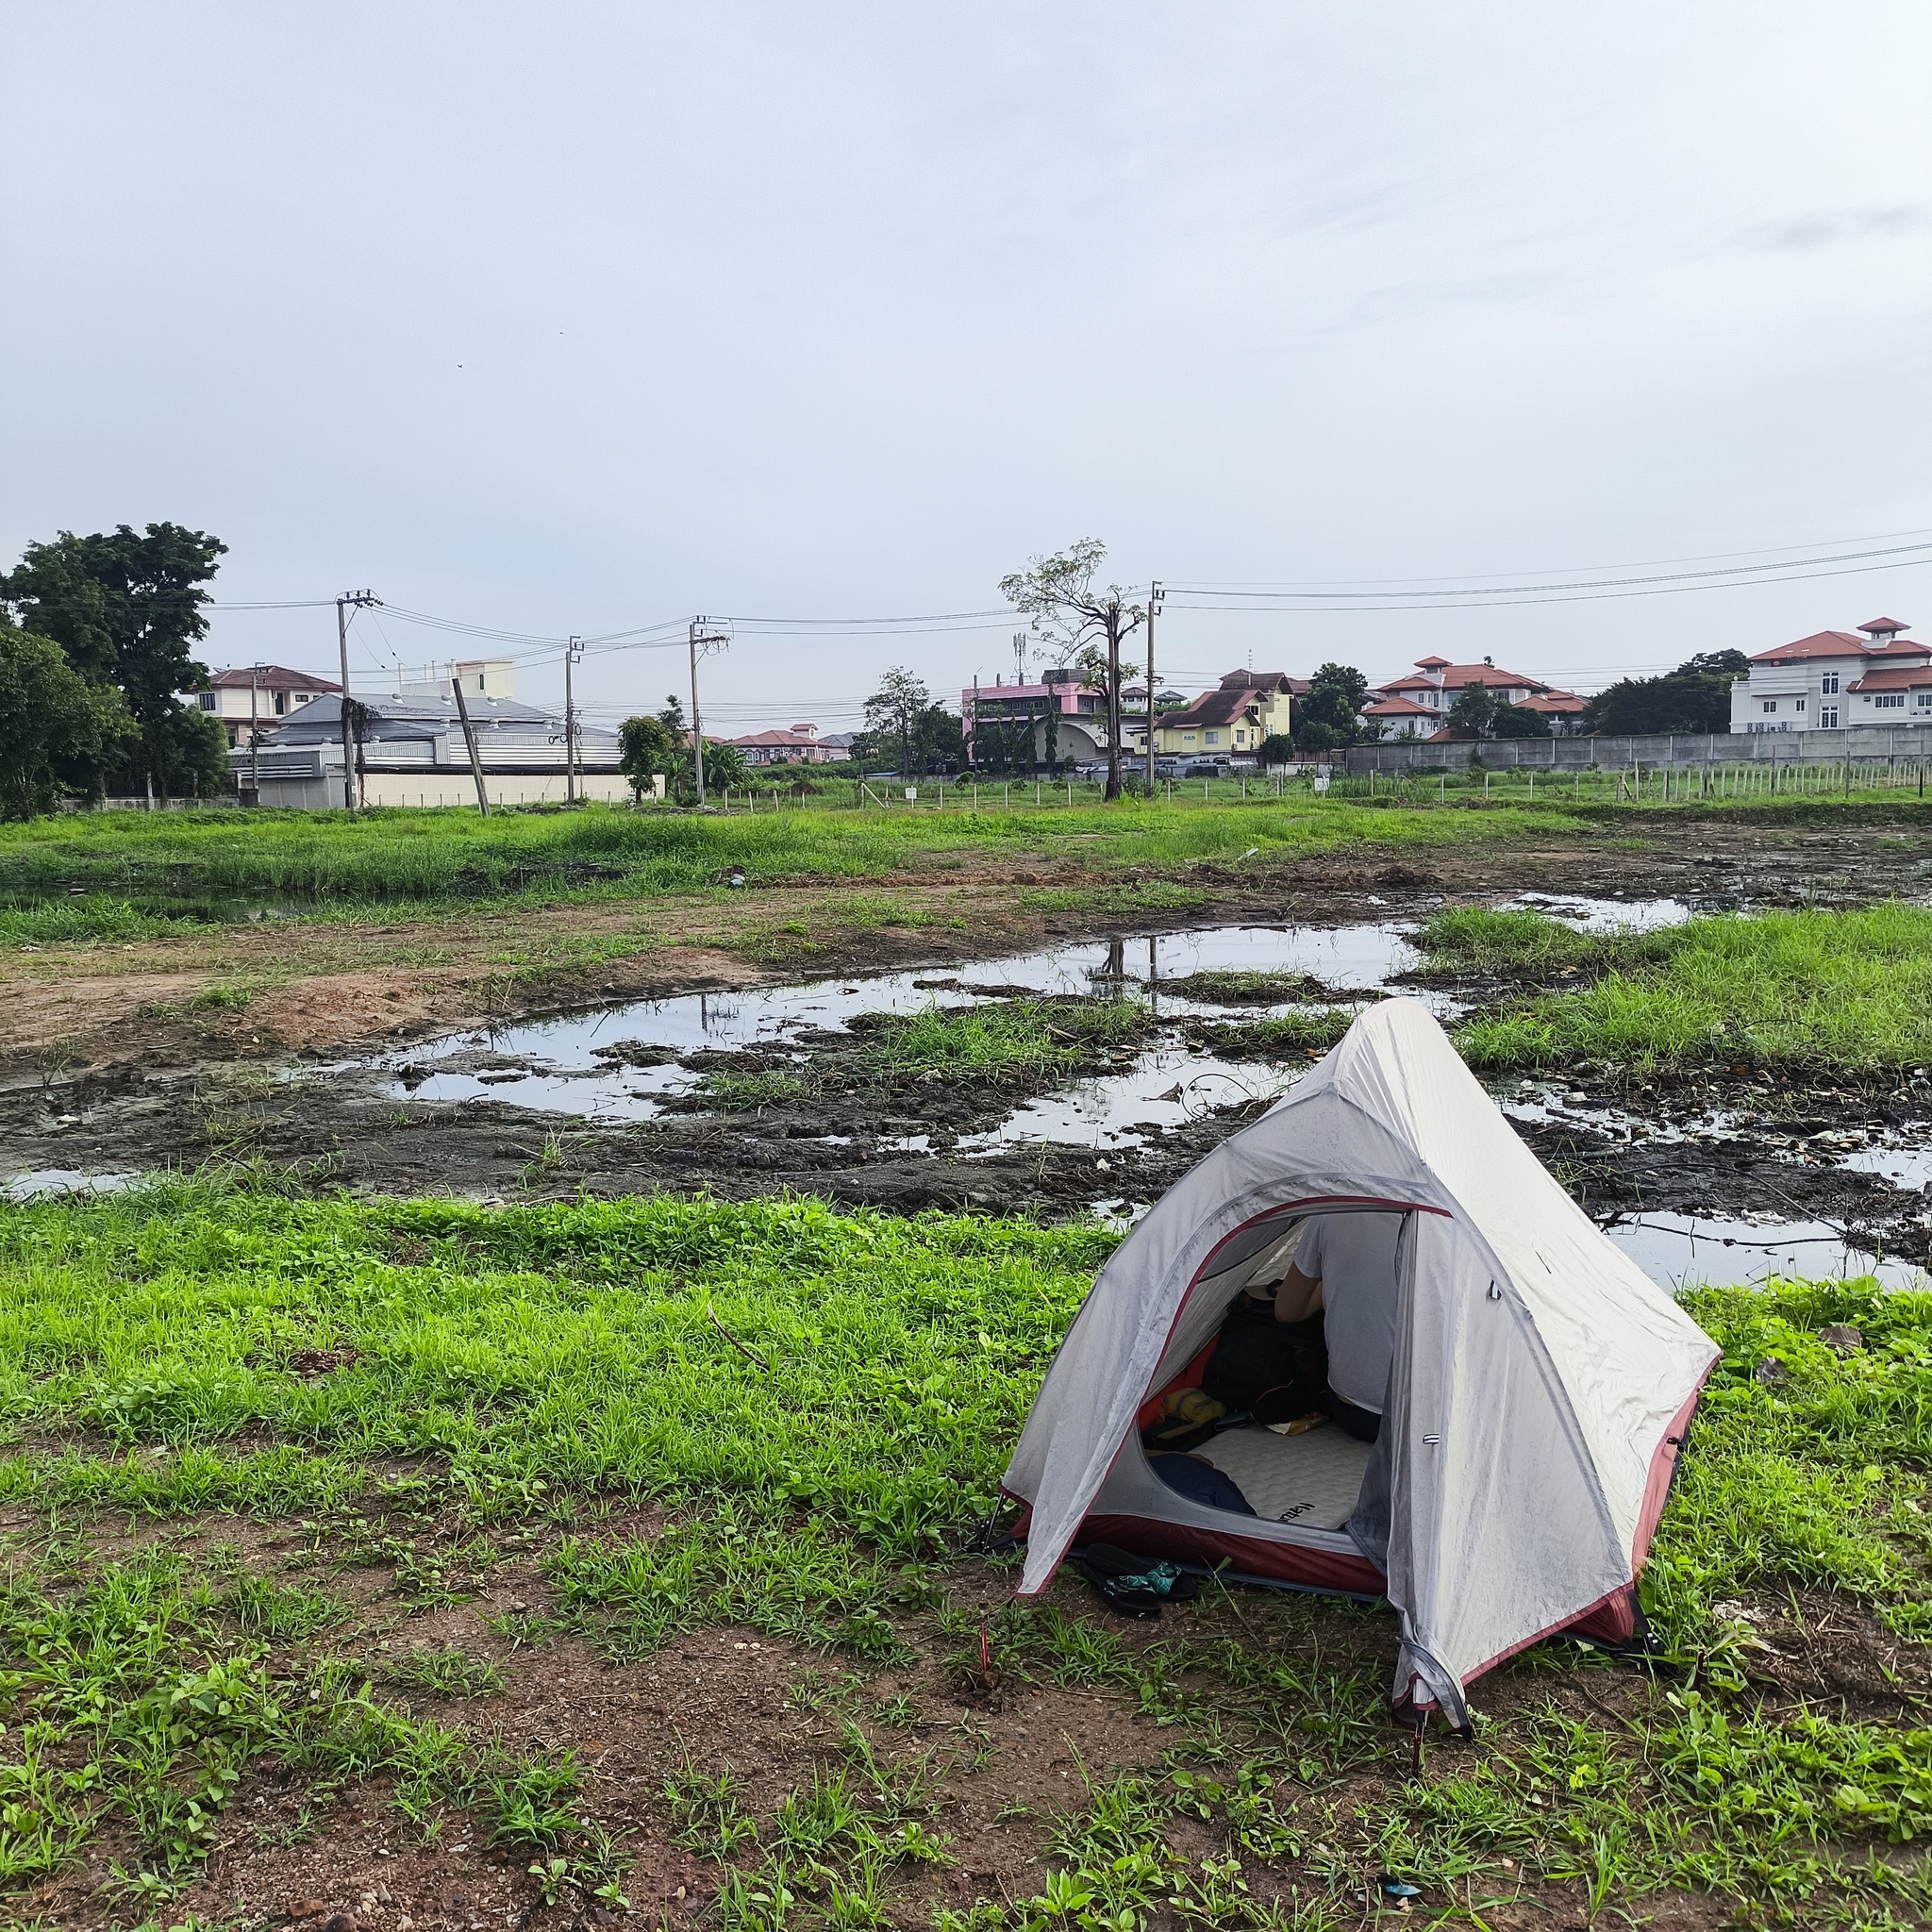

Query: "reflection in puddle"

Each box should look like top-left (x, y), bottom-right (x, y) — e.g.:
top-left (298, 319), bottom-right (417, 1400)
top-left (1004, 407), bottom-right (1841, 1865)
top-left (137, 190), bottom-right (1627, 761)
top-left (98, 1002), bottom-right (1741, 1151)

top-left (344, 921), bottom-right (1450, 1126)
top-left (1606, 1211), bottom-right (1925, 1291)
top-left (4, 1170), bottom-right (139, 1203)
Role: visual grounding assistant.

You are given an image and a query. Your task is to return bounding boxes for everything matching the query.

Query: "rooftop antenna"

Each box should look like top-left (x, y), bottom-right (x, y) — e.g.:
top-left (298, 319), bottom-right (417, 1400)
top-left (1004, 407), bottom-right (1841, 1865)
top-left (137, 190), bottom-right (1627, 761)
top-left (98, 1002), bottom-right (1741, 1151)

top-left (1013, 631), bottom-right (1028, 684)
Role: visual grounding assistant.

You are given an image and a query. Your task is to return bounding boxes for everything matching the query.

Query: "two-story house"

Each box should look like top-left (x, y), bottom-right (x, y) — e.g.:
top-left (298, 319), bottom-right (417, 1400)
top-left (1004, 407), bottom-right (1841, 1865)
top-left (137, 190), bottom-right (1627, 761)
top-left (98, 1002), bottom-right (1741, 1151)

top-left (1365, 657), bottom-right (1586, 737)
top-left (195, 665), bottom-right (341, 747)
top-left (1145, 672), bottom-right (1299, 760)
top-left (1730, 618), bottom-right (1926, 732)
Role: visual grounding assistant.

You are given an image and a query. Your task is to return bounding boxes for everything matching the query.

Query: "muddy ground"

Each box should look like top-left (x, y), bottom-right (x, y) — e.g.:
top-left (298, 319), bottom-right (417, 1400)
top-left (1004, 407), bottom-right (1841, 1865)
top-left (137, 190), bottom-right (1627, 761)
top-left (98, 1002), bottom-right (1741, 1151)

top-left (5, 823), bottom-right (1932, 1251)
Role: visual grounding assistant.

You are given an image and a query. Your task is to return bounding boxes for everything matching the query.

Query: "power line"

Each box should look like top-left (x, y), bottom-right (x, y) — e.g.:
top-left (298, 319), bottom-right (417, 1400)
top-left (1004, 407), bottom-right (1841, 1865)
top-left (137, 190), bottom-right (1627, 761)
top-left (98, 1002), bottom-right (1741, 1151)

top-left (1173, 524), bottom-right (1932, 589)
top-left (1171, 538), bottom-right (1932, 603)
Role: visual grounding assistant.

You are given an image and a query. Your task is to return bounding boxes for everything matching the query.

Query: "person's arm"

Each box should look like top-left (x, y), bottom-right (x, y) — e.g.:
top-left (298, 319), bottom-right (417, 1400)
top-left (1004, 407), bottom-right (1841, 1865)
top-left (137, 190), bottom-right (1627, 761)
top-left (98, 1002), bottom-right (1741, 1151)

top-left (1274, 1261), bottom-right (1323, 1324)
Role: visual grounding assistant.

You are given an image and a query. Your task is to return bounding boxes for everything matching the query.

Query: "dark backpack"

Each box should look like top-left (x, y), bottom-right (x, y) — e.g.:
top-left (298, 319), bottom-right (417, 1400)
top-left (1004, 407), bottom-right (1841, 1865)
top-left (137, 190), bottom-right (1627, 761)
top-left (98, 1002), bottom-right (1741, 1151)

top-left (1200, 1294), bottom-right (1328, 1425)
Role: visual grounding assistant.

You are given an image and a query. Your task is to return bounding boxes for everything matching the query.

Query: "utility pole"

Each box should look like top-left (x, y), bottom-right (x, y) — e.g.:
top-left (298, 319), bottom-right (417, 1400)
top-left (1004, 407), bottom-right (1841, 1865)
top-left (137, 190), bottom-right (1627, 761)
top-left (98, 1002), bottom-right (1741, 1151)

top-left (248, 662), bottom-right (262, 805)
top-left (334, 590), bottom-right (380, 811)
top-left (1145, 580), bottom-right (1164, 797)
top-left (564, 636), bottom-right (582, 805)
top-left (688, 616), bottom-right (731, 807)
top-left (451, 675), bottom-right (491, 817)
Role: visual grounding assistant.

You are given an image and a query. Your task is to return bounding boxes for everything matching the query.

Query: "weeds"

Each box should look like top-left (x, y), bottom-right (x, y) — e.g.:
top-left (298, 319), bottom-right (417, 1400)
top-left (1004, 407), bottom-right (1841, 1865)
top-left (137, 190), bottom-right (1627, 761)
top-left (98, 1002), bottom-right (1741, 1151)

top-left (0, 1178), bottom-right (1926, 1924)
top-left (1452, 904), bottom-right (1932, 1074)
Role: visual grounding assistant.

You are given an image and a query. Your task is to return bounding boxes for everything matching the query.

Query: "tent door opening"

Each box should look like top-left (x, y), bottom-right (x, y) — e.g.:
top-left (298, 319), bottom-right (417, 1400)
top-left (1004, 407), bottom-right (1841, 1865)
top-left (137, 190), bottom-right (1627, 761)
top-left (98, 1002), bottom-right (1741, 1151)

top-left (1130, 1205), bottom-right (1416, 1555)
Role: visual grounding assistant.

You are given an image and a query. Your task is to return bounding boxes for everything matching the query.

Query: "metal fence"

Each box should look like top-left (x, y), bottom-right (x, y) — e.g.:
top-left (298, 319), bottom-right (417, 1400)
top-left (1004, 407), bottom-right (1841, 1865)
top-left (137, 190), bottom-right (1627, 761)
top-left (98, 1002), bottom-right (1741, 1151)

top-left (1344, 724), bottom-right (1932, 774)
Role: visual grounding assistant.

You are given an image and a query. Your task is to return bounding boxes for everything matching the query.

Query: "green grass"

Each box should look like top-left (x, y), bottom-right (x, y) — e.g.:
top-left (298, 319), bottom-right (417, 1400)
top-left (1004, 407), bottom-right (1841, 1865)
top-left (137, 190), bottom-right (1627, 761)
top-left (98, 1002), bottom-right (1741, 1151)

top-left (0, 898), bottom-right (209, 947)
top-left (0, 797), bottom-right (1606, 919)
top-left (691, 1068), bottom-right (811, 1110)
top-left (1163, 968), bottom-right (1313, 1005)
top-left (0, 1176), bottom-right (1926, 1922)
top-left (1454, 904), bottom-right (1932, 1074)
top-left (1412, 905), bottom-right (1659, 973)
top-left (1189, 1008), bottom-right (1362, 1059)
top-left (851, 998), bottom-right (1150, 1087)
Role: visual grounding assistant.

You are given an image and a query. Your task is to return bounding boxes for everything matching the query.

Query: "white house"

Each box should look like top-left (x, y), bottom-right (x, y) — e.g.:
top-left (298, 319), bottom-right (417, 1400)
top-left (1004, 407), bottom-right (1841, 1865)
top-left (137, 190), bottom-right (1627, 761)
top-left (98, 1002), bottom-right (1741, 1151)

top-left (1730, 618), bottom-right (1927, 733)
top-left (195, 665), bottom-right (340, 747)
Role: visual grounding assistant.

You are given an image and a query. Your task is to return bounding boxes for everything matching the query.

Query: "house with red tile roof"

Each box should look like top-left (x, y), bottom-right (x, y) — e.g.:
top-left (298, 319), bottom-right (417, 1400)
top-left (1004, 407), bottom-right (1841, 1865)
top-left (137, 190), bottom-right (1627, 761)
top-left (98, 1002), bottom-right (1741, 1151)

top-left (1366, 658), bottom-right (1586, 737)
top-left (1732, 618), bottom-right (1928, 732)
top-left (725, 723), bottom-right (843, 764)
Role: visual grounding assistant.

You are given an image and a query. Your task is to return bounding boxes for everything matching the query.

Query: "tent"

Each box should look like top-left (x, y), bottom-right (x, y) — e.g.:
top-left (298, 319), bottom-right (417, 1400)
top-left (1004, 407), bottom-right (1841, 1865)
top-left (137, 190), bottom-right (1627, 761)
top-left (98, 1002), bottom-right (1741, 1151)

top-left (1002, 998), bottom-right (1717, 1725)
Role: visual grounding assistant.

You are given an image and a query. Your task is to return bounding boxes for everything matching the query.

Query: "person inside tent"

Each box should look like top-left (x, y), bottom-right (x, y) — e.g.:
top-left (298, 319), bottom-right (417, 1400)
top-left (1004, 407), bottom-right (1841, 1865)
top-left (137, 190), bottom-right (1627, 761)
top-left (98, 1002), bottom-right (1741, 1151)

top-left (1272, 1210), bottom-right (1402, 1443)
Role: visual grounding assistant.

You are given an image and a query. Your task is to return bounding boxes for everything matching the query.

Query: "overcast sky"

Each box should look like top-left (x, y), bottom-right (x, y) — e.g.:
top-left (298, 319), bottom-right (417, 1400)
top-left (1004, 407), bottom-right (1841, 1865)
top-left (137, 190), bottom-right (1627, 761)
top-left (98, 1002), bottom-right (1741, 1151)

top-left (6, 2), bottom-right (1929, 732)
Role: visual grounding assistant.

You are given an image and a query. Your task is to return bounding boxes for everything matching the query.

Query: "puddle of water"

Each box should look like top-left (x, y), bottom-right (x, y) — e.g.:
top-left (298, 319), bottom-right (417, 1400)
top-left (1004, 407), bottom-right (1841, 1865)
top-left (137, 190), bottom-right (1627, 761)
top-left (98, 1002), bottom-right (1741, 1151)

top-left (4, 1170), bottom-right (139, 1203)
top-left (333, 897), bottom-right (1718, 1165)
top-left (1509, 892), bottom-right (1698, 933)
top-left (349, 923), bottom-right (1448, 1124)
top-left (1606, 1212), bottom-right (1926, 1291)
top-left (959, 1045), bottom-right (1298, 1153)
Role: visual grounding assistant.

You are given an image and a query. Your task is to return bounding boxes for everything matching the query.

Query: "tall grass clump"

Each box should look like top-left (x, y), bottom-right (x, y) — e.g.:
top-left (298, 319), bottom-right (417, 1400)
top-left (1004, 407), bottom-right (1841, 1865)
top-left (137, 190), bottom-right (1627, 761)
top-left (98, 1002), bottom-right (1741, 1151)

top-left (0, 899), bottom-right (208, 946)
top-left (853, 998), bottom-right (1148, 1087)
top-left (1412, 906), bottom-right (1666, 973)
top-left (1456, 903), bottom-right (1932, 1074)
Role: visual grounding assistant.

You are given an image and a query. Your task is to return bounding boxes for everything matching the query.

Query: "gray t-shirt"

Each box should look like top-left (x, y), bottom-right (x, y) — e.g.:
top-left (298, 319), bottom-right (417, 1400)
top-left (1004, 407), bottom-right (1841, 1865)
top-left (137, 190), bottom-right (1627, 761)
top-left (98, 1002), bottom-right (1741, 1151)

top-left (1295, 1211), bottom-right (1403, 1414)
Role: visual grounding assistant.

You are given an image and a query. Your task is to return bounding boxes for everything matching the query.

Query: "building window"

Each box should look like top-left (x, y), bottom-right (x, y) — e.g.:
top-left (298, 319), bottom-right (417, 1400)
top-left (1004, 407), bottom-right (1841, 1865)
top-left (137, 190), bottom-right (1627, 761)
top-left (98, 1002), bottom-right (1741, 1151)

top-left (1821, 672), bottom-right (1840, 695)
top-left (274, 691), bottom-right (289, 715)
top-left (1874, 693), bottom-right (1906, 709)
top-left (196, 693), bottom-right (216, 711)
top-left (1760, 700), bottom-right (1777, 713)
top-left (1204, 731), bottom-right (1219, 745)
top-left (1820, 707), bottom-right (1839, 728)
top-left (1794, 697), bottom-right (1806, 714)
top-left (1916, 693), bottom-right (1932, 711)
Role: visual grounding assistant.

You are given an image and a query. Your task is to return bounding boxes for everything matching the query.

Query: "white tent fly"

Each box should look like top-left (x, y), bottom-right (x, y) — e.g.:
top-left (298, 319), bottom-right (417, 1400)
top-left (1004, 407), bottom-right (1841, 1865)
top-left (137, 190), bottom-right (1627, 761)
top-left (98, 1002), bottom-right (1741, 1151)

top-left (1003, 998), bottom-right (1717, 1726)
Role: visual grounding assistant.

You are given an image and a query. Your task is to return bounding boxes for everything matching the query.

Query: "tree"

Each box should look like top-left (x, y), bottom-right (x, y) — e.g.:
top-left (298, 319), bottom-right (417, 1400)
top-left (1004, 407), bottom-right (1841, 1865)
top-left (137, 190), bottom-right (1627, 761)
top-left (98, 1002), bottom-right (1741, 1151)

top-left (1256, 731), bottom-right (1296, 764)
top-left (1293, 662), bottom-right (1370, 752)
top-left (1447, 682), bottom-right (1500, 735)
top-left (1000, 540), bottom-right (1144, 800)
top-left (0, 620), bottom-right (140, 817)
top-left (1584, 653), bottom-right (1747, 736)
top-left (699, 741), bottom-right (749, 790)
top-left (2, 522), bottom-right (227, 798)
top-left (1489, 703), bottom-right (1552, 739)
top-left (864, 666), bottom-right (930, 775)
top-left (909, 703), bottom-right (963, 775)
top-left (619, 714), bottom-right (678, 800)
top-left (148, 703), bottom-right (231, 799)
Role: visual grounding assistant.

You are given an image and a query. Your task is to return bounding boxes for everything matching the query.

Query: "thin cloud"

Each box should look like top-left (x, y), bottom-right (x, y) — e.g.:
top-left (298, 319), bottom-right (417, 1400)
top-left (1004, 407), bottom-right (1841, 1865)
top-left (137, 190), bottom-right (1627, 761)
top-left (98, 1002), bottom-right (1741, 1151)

top-left (1736, 205), bottom-right (1929, 253)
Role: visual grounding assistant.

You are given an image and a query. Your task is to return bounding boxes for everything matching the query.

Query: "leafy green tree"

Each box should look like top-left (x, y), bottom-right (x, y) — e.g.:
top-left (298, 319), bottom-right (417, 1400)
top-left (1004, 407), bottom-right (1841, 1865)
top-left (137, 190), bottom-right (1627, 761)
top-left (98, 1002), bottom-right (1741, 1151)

top-left (1446, 682), bottom-right (1500, 734)
top-left (1489, 703), bottom-right (1552, 739)
top-left (1256, 731), bottom-right (1297, 764)
top-left (1293, 662), bottom-right (1370, 751)
top-left (909, 703), bottom-right (963, 775)
top-left (2, 522), bottom-right (227, 797)
top-left (148, 703), bottom-right (231, 799)
top-left (0, 620), bottom-right (140, 816)
top-left (618, 715), bottom-right (678, 799)
top-left (700, 740), bottom-right (750, 790)
top-left (1001, 540), bottom-right (1144, 800)
top-left (863, 666), bottom-right (931, 775)
top-left (1584, 652), bottom-right (1748, 736)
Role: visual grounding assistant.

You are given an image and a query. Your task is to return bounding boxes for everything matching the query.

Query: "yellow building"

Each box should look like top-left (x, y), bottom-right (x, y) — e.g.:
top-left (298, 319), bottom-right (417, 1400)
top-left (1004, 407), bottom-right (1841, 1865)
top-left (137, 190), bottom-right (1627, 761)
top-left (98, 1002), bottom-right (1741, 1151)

top-left (1131, 671), bottom-right (1298, 758)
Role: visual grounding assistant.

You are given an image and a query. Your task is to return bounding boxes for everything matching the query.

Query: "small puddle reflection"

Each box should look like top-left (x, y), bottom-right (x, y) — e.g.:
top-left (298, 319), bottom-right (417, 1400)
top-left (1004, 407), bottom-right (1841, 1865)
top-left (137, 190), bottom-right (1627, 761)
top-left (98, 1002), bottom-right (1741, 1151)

top-left (4, 1170), bottom-right (139, 1203)
top-left (1606, 1212), bottom-right (1926, 1291)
